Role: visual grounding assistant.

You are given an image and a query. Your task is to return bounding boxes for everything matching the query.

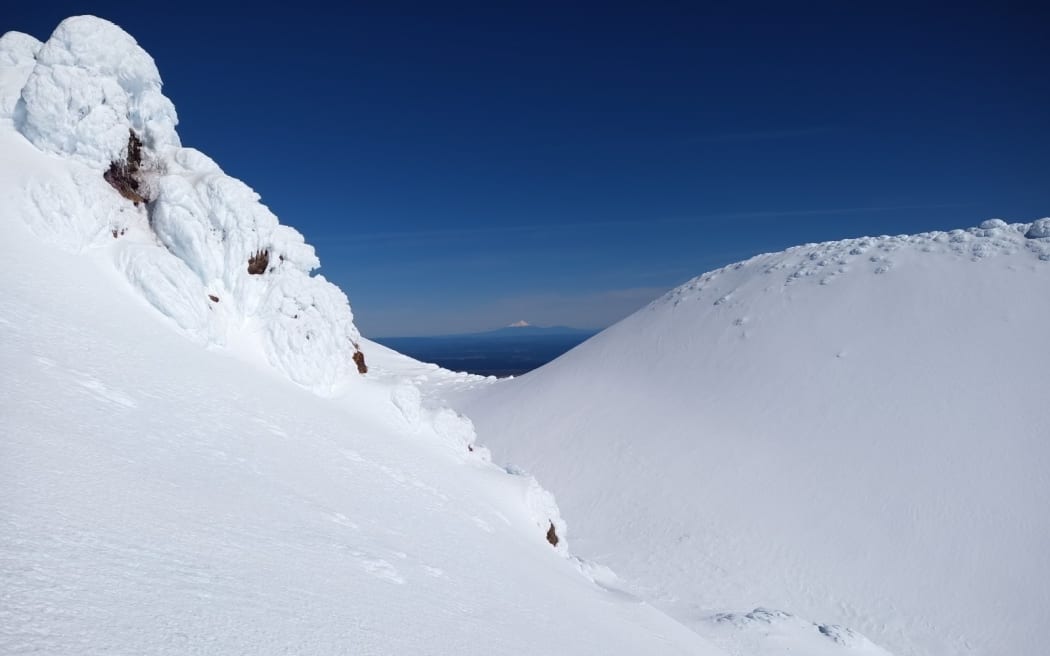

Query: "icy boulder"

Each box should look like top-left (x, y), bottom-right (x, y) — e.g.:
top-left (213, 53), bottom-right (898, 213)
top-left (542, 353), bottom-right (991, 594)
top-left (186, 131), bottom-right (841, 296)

top-left (140, 145), bottom-right (364, 390)
top-left (0, 31), bottom-right (41, 66)
top-left (14, 16), bottom-right (179, 168)
top-left (0, 32), bottom-right (42, 117)
top-left (150, 149), bottom-right (320, 296)
top-left (1025, 218), bottom-right (1050, 239)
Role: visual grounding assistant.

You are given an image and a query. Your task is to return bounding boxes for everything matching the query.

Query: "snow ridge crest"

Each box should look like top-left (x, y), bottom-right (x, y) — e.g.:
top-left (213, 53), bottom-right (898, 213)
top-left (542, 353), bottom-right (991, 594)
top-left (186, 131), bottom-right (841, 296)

top-left (657, 219), bottom-right (1050, 311)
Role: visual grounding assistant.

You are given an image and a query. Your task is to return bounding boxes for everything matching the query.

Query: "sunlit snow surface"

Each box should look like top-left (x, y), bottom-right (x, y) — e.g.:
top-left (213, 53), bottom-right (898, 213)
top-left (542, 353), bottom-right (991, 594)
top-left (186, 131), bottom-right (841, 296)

top-left (4, 15), bottom-right (1048, 656)
top-left (457, 219), bottom-right (1050, 656)
top-left (0, 17), bottom-right (720, 656)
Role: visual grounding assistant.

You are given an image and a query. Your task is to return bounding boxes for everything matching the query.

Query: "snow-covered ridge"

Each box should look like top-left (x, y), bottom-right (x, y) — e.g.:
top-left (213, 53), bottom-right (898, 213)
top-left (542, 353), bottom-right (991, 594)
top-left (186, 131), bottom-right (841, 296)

top-left (658, 218), bottom-right (1050, 311)
top-left (458, 218), bottom-right (1050, 656)
top-left (1, 16), bottom-right (363, 393)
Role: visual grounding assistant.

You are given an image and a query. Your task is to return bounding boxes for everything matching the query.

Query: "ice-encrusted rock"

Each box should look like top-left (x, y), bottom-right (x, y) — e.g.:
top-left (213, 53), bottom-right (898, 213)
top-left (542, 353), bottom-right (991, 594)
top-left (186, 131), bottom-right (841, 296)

top-left (258, 269), bottom-right (363, 389)
top-left (150, 150), bottom-right (320, 296)
top-left (6, 15), bottom-right (364, 392)
top-left (500, 467), bottom-right (569, 556)
top-left (0, 31), bottom-right (41, 66)
top-left (1025, 218), bottom-right (1050, 239)
top-left (0, 32), bottom-right (42, 118)
top-left (14, 16), bottom-right (179, 168)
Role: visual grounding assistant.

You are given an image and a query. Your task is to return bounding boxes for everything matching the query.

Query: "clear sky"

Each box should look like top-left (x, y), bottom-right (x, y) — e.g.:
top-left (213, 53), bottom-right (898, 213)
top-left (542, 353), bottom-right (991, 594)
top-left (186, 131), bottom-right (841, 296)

top-left (8, 2), bottom-right (1049, 336)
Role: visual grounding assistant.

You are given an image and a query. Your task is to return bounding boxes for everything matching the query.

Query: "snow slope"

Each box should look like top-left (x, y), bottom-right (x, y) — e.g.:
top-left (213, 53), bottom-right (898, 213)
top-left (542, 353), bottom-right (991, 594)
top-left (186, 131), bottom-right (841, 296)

top-left (456, 223), bottom-right (1050, 656)
top-left (0, 17), bottom-right (726, 655)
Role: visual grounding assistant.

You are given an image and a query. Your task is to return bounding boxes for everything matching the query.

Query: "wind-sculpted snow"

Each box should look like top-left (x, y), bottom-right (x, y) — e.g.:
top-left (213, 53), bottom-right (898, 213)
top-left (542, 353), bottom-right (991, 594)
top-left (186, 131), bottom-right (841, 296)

top-left (3, 16), bottom-right (363, 392)
top-left (0, 31), bottom-right (40, 66)
top-left (135, 145), bottom-right (364, 390)
top-left (21, 166), bottom-right (129, 251)
top-left (14, 16), bottom-right (179, 167)
top-left (0, 32), bottom-right (40, 118)
top-left (460, 221), bottom-right (1050, 656)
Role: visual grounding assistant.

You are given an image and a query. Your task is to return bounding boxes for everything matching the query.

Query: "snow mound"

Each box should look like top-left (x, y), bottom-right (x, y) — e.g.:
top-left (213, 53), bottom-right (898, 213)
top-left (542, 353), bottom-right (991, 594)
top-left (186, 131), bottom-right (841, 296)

top-left (14, 16), bottom-right (179, 166)
top-left (4, 16), bottom-right (363, 392)
top-left (459, 221), bottom-right (1050, 656)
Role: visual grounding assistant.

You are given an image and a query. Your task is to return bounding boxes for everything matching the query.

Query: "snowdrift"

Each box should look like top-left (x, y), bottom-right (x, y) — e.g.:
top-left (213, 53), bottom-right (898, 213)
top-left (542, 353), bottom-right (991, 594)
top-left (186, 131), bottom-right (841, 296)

top-left (458, 222), bottom-right (1050, 656)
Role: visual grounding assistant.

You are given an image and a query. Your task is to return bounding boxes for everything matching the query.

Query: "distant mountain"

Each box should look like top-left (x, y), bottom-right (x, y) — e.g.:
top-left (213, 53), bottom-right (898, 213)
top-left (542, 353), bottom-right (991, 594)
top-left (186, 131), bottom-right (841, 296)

top-left (381, 324), bottom-right (598, 341)
top-left (373, 324), bottom-right (600, 377)
top-left (473, 324), bottom-right (598, 339)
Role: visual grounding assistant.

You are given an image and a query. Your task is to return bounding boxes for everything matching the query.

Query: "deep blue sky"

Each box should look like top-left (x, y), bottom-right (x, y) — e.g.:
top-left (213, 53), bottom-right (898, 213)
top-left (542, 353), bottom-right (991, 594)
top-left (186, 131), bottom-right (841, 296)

top-left (8, 2), bottom-right (1049, 335)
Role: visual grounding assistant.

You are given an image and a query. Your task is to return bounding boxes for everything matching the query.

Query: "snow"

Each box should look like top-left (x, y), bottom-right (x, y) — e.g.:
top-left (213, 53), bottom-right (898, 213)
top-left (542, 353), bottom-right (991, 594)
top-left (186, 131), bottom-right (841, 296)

top-left (0, 16), bottom-right (725, 656)
top-left (0, 31), bottom-right (40, 66)
top-left (455, 223), bottom-right (1050, 656)
top-left (5, 16), bottom-right (368, 394)
top-left (4, 13), bottom-right (1047, 656)
top-left (1025, 217), bottom-right (1050, 239)
top-left (0, 218), bottom-right (711, 654)
top-left (0, 31), bottom-right (39, 118)
top-left (14, 16), bottom-right (179, 167)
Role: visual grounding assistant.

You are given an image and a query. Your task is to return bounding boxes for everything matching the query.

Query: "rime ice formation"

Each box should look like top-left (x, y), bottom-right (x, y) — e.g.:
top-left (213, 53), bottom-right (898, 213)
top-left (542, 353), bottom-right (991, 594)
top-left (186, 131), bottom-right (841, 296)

top-left (0, 32), bottom-right (40, 116)
top-left (4, 16), bottom-right (363, 392)
top-left (15, 16), bottom-right (179, 166)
